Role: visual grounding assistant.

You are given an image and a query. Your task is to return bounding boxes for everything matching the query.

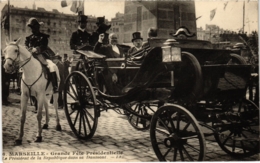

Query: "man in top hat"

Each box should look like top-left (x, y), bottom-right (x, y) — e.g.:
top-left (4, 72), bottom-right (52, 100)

top-left (90, 16), bottom-right (111, 46)
top-left (70, 15), bottom-right (93, 50)
top-left (127, 32), bottom-right (144, 57)
top-left (25, 17), bottom-right (59, 93)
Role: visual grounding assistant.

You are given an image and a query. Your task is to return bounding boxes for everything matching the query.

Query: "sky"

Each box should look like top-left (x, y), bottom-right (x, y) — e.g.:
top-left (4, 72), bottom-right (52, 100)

top-left (0, 0), bottom-right (259, 33)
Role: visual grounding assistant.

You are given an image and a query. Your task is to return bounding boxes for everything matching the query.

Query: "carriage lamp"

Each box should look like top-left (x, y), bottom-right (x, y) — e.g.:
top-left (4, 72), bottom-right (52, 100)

top-left (162, 39), bottom-right (181, 62)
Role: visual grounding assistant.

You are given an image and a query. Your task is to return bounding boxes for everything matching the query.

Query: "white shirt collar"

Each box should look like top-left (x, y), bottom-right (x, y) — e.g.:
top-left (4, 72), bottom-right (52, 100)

top-left (112, 45), bottom-right (120, 54)
top-left (78, 26), bottom-right (85, 32)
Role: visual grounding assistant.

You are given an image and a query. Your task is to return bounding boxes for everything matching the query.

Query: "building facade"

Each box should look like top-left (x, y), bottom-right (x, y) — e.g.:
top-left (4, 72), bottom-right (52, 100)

top-left (123, 1), bottom-right (197, 43)
top-left (1, 4), bottom-right (101, 56)
top-left (109, 12), bottom-right (124, 44)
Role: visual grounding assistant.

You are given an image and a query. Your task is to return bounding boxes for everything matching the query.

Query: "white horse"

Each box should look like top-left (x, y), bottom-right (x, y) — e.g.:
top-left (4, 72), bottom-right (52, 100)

top-left (3, 38), bottom-right (62, 145)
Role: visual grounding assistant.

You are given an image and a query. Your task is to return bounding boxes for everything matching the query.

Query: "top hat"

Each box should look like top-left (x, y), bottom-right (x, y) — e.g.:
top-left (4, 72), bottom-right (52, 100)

top-left (77, 15), bottom-right (88, 23)
top-left (96, 16), bottom-right (105, 25)
top-left (64, 54), bottom-right (68, 58)
top-left (132, 32), bottom-right (143, 42)
top-left (27, 17), bottom-right (43, 27)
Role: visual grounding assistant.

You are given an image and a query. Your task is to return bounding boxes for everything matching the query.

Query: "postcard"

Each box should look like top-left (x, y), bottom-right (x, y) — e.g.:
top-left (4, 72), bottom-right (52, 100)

top-left (1, 0), bottom-right (259, 162)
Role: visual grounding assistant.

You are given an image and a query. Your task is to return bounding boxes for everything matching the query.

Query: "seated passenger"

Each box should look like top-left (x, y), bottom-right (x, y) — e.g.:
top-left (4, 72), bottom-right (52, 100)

top-left (93, 33), bottom-right (125, 95)
top-left (127, 32), bottom-right (143, 57)
top-left (90, 16), bottom-right (111, 46)
top-left (142, 27), bottom-right (158, 48)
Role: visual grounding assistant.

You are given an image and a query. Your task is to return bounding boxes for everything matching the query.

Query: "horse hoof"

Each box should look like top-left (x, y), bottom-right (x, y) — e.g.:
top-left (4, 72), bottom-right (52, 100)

top-left (42, 124), bottom-right (48, 129)
top-left (35, 136), bottom-right (42, 142)
top-left (14, 139), bottom-right (22, 145)
top-left (56, 125), bottom-right (62, 131)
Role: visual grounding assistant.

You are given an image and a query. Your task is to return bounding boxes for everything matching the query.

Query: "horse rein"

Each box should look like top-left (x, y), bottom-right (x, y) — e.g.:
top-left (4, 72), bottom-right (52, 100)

top-left (5, 44), bottom-right (32, 72)
top-left (5, 44), bottom-right (44, 102)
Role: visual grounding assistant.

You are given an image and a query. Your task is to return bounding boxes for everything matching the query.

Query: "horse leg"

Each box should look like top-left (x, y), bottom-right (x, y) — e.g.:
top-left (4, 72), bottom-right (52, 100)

top-left (15, 94), bottom-right (29, 145)
top-left (42, 96), bottom-right (49, 129)
top-left (53, 92), bottom-right (62, 131)
top-left (35, 95), bottom-right (44, 142)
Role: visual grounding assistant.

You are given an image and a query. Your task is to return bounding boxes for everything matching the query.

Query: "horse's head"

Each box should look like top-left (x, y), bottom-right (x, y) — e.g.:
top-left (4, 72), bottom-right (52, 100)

top-left (3, 38), bottom-right (24, 74)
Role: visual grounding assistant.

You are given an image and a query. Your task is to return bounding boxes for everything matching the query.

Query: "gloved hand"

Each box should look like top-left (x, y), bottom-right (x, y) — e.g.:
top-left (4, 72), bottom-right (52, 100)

top-left (31, 48), bottom-right (37, 53)
top-left (98, 34), bottom-right (104, 43)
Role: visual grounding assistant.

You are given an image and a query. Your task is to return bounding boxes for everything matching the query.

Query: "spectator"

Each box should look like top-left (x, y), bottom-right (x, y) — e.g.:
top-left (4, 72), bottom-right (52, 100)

top-left (63, 53), bottom-right (71, 80)
top-left (143, 27), bottom-right (158, 48)
top-left (50, 54), bottom-right (64, 109)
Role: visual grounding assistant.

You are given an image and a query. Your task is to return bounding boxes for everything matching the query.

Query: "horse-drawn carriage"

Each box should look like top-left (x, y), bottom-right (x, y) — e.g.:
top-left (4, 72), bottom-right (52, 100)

top-left (63, 38), bottom-right (259, 161)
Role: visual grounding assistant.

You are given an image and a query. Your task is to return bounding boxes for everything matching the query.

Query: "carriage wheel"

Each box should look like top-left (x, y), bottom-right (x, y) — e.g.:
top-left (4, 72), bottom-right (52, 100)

top-left (64, 71), bottom-right (98, 140)
top-left (228, 53), bottom-right (247, 65)
top-left (150, 104), bottom-right (205, 161)
top-left (126, 102), bottom-right (156, 131)
top-left (214, 98), bottom-right (259, 157)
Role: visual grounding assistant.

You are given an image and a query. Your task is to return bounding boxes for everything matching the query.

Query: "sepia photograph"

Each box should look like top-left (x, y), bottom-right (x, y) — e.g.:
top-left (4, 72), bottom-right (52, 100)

top-left (0, 0), bottom-right (259, 162)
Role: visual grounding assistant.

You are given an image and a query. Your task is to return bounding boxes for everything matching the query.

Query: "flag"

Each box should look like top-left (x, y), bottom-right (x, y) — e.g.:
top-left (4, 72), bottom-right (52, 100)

top-left (210, 8), bottom-right (217, 21)
top-left (61, 0), bottom-right (72, 7)
top-left (223, 2), bottom-right (228, 10)
top-left (196, 16), bottom-right (202, 20)
top-left (70, 1), bottom-right (84, 14)
top-left (61, 0), bottom-right (84, 14)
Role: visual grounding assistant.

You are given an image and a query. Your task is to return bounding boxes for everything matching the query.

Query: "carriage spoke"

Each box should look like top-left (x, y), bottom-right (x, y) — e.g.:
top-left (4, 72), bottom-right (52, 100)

top-left (67, 91), bottom-right (77, 101)
top-left (179, 148), bottom-right (184, 161)
top-left (78, 111), bottom-right (82, 136)
top-left (182, 145), bottom-right (194, 161)
top-left (184, 143), bottom-right (200, 153)
top-left (173, 148), bottom-right (178, 161)
top-left (182, 121), bottom-right (191, 132)
top-left (81, 112), bottom-right (88, 137)
top-left (158, 117), bottom-right (172, 133)
top-left (222, 131), bottom-right (234, 146)
top-left (84, 109), bottom-right (95, 121)
top-left (168, 115), bottom-right (176, 133)
top-left (155, 128), bottom-right (169, 136)
top-left (69, 109), bottom-right (76, 116)
top-left (73, 110), bottom-right (80, 126)
top-left (68, 82), bottom-right (78, 99)
top-left (84, 110), bottom-right (92, 131)
top-left (163, 148), bottom-right (172, 158)
top-left (176, 112), bottom-right (181, 131)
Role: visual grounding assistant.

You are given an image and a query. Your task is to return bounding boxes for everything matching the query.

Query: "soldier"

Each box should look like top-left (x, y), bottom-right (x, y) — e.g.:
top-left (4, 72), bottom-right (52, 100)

top-left (70, 15), bottom-right (92, 51)
top-left (25, 17), bottom-right (58, 93)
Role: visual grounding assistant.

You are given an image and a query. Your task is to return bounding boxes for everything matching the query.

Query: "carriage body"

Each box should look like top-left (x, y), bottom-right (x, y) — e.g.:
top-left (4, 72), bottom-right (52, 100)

top-left (63, 38), bottom-right (259, 161)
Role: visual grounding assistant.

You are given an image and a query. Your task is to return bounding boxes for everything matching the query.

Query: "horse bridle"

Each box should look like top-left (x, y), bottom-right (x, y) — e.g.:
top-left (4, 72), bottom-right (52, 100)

top-left (5, 44), bottom-right (32, 73)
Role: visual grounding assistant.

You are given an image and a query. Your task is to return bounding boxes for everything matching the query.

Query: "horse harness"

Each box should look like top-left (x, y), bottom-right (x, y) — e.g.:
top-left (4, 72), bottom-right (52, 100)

top-left (5, 44), bottom-right (44, 100)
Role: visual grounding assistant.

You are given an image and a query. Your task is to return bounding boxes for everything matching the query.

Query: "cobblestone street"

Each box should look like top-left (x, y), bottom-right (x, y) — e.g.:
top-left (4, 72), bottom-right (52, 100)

top-left (2, 92), bottom-right (259, 162)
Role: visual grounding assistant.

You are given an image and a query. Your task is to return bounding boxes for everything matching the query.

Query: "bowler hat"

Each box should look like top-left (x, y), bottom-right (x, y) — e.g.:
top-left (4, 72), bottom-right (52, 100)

top-left (96, 16), bottom-right (105, 25)
top-left (77, 15), bottom-right (88, 23)
top-left (27, 17), bottom-right (43, 27)
top-left (132, 32), bottom-right (143, 42)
